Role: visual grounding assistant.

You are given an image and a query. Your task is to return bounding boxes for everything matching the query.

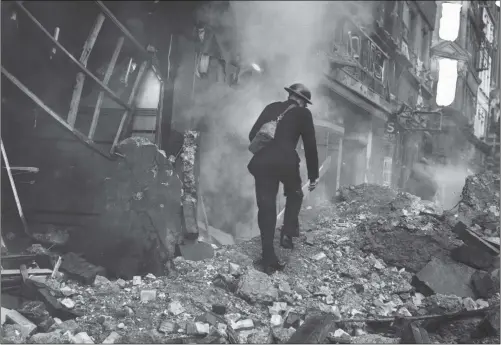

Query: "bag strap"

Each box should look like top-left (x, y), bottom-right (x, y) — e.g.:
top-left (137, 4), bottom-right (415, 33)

top-left (276, 103), bottom-right (297, 124)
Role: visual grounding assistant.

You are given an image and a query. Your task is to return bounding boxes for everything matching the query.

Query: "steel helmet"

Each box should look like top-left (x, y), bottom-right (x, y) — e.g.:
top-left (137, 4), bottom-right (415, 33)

top-left (284, 83), bottom-right (312, 105)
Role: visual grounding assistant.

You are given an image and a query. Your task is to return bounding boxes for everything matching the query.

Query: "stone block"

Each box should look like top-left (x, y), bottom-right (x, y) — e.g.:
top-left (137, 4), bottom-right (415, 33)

top-left (140, 289), bottom-right (157, 303)
top-left (236, 269), bottom-right (279, 304)
top-left (102, 331), bottom-right (121, 344)
top-left (4, 308), bottom-right (37, 337)
top-left (414, 257), bottom-right (477, 298)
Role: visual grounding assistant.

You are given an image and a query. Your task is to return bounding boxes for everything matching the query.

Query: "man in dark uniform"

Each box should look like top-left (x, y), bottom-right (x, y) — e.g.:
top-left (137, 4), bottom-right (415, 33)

top-left (248, 83), bottom-right (319, 274)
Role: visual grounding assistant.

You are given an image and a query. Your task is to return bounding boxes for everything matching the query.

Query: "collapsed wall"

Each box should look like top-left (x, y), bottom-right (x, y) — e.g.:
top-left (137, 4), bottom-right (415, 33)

top-left (66, 137), bottom-right (184, 279)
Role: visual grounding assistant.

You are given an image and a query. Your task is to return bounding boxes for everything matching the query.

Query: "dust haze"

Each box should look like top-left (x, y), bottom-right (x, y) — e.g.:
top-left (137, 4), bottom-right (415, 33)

top-left (191, 1), bottom-right (375, 240)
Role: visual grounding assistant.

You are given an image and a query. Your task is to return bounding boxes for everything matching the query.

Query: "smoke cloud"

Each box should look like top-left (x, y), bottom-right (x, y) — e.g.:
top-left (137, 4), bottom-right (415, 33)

top-left (190, 1), bottom-right (375, 241)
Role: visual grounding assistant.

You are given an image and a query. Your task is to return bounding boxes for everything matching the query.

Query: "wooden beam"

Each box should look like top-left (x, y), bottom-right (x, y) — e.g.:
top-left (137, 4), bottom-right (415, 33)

top-left (1, 268), bottom-right (53, 277)
top-left (15, 2), bottom-right (131, 111)
top-left (1, 140), bottom-right (30, 236)
top-left (89, 36), bottom-right (125, 140)
top-left (94, 0), bottom-right (163, 79)
top-left (110, 61), bottom-right (149, 155)
top-left (67, 13), bottom-right (105, 127)
top-left (156, 81), bottom-right (165, 147)
top-left (1, 67), bottom-right (112, 160)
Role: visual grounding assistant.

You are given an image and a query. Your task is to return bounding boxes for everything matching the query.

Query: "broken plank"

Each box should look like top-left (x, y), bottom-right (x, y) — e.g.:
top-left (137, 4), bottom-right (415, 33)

top-left (1, 268), bottom-right (53, 276)
top-left (452, 221), bottom-right (499, 256)
top-left (67, 13), bottom-right (106, 127)
top-left (1, 140), bottom-right (30, 236)
top-left (4, 308), bottom-right (37, 337)
top-left (89, 36), bottom-right (124, 140)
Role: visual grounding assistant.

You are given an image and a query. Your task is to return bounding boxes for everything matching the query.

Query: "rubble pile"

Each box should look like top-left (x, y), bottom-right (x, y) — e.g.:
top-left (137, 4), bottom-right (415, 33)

top-left (180, 130), bottom-right (201, 239)
top-left (2, 173), bottom-right (499, 344)
top-left (458, 172), bottom-right (500, 238)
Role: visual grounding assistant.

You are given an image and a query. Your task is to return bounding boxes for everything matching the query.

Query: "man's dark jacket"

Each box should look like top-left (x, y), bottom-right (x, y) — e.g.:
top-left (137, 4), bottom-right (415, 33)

top-left (248, 100), bottom-right (319, 181)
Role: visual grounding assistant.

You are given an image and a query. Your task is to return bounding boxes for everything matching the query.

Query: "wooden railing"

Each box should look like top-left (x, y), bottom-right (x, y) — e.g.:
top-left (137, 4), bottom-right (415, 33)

top-left (1, 1), bottom-right (165, 159)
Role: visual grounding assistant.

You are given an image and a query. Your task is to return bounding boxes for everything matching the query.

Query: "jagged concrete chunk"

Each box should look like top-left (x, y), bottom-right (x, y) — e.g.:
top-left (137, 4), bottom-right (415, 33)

top-left (69, 137), bottom-right (183, 279)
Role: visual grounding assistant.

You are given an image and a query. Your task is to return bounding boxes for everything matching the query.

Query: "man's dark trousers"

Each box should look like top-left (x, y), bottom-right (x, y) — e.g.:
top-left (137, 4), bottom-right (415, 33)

top-left (254, 169), bottom-right (303, 262)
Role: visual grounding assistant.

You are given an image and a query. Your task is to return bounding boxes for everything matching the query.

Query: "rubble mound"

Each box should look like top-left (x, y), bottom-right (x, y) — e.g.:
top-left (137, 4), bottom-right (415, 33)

top-left (458, 172), bottom-right (500, 237)
top-left (2, 173), bottom-right (499, 344)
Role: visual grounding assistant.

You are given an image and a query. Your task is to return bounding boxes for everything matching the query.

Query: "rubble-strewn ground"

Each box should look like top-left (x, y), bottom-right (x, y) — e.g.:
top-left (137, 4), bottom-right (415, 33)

top-left (2, 175), bottom-right (500, 344)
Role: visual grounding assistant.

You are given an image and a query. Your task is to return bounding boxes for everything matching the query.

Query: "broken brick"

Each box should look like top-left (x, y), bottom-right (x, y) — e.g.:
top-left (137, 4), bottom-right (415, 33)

top-left (140, 289), bottom-right (157, 303)
top-left (414, 257), bottom-right (477, 298)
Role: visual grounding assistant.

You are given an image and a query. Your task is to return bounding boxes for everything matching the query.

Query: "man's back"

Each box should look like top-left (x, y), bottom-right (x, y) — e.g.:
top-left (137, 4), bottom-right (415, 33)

top-left (248, 100), bottom-right (319, 182)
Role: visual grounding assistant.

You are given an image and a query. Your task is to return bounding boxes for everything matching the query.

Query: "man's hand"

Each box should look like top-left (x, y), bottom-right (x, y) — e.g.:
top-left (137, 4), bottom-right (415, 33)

top-left (308, 179), bottom-right (318, 192)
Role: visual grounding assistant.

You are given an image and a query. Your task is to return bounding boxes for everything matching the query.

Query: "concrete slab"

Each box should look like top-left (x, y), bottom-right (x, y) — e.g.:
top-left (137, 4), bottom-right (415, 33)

top-left (414, 257), bottom-right (477, 298)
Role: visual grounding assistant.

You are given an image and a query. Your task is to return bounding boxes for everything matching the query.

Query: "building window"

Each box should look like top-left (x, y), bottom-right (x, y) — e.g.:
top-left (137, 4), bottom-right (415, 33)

top-left (383, 157), bottom-right (392, 186)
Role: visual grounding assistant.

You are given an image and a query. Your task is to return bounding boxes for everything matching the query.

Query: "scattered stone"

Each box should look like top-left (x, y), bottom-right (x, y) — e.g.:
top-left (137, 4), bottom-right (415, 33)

top-left (59, 286), bottom-right (76, 297)
top-left (217, 323), bottom-right (228, 337)
top-left (373, 260), bottom-right (385, 270)
top-left (145, 273), bottom-right (156, 279)
top-left (102, 331), bottom-right (121, 344)
top-left (132, 276), bottom-right (142, 286)
top-left (425, 294), bottom-right (463, 313)
top-left (158, 320), bottom-right (177, 334)
top-left (228, 263), bottom-right (242, 276)
top-left (237, 329), bottom-right (255, 344)
top-left (2, 324), bottom-right (29, 344)
top-left (236, 269), bottom-right (279, 304)
top-left (354, 328), bottom-right (367, 336)
top-left (248, 328), bottom-right (273, 343)
top-left (312, 252), bottom-right (327, 261)
top-left (71, 332), bottom-right (94, 344)
top-left (325, 295), bottom-right (334, 305)
top-left (287, 314), bottom-right (337, 343)
top-left (351, 334), bottom-right (399, 344)
top-left (50, 319), bottom-right (79, 334)
top-left (269, 302), bottom-right (287, 315)
top-left (140, 289), bottom-right (157, 303)
top-left (333, 329), bottom-right (351, 339)
top-left (60, 298), bottom-right (75, 309)
top-left (272, 327), bottom-right (295, 343)
top-left (270, 314), bottom-right (283, 327)
top-left (278, 281), bottom-right (292, 295)
top-left (93, 275), bottom-right (111, 287)
top-left (17, 301), bottom-right (53, 332)
top-left (463, 297), bottom-right (477, 311)
top-left (4, 308), bottom-right (37, 337)
top-left (305, 233), bottom-right (315, 245)
top-left (414, 257), bottom-right (477, 298)
top-left (116, 279), bottom-right (126, 288)
top-left (476, 299), bottom-right (489, 309)
top-left (30, 330), bottom-right (71, 344)
top-left (168, 301), bottom-right (185, 316)
top-left (412, 293), bottom-right (425, 307)
top-left (225, 313), bottom-right (241, 324)
top-left (196, 312), bottom-right (219, 326)
top-left (211, 304), bottom-right (226, 315)
top-left (232, 319), bottom-right (254, 331)
top-left (397, 307), bottom-right (412, 317)
top-left (117, 323), bottom-right (125, 329)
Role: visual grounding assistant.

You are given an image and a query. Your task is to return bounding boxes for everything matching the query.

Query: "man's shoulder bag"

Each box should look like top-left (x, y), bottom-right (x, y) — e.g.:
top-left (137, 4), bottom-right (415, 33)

top-left (248, 104), bottom-right (296, 154)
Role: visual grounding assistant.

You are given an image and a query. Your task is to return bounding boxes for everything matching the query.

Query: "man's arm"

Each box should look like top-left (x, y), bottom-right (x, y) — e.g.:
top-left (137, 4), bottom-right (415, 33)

top-left (301, 110), bottom-right (319, 182)
top-left (249, 104), bottom-right (273, 142)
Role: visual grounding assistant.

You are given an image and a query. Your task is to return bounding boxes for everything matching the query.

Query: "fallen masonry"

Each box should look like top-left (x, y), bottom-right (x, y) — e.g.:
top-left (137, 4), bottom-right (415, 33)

top-left (1, 172), bottom-right (499, 344)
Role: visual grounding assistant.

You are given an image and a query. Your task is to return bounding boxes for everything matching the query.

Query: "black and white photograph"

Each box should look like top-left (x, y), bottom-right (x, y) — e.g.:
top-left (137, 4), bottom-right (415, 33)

top-left (1, 0), bottom-right (500, 344)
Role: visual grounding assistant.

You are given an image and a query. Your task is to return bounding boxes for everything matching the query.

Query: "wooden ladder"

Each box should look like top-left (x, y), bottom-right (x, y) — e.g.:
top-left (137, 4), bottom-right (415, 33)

top-left (1, 1), bottom-right (166, 237)
top-left (1, 1), bottom-right (165, 159)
